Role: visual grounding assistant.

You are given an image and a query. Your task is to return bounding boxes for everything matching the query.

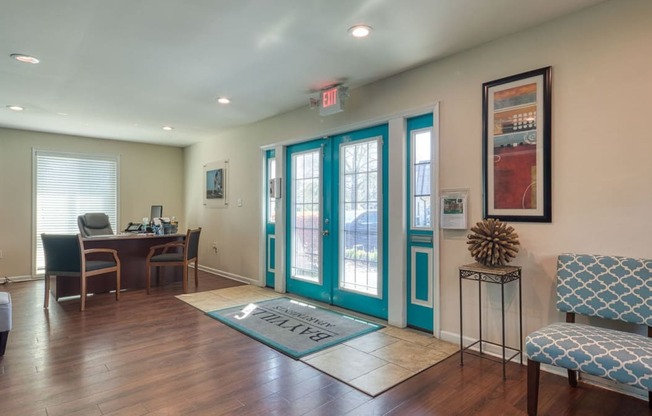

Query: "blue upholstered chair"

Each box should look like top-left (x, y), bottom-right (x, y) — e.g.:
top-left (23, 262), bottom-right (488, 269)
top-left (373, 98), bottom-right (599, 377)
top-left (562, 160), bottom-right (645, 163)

top-left (526, 254), bottom-right (652, 414)
top-left (77, 213), bottom-right (114, 237)
top-left (42, 234), bottom-right (120, 311)
top-left (145, 228), bottom-right (201, 294)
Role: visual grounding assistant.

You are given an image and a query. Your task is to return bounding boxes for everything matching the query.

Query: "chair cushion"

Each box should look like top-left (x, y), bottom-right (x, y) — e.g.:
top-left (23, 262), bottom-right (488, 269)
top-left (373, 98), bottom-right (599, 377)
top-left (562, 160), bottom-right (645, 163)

top-left (83, 213), bottom-right (110, 229)
top-left (0, 292), bottom-right (12, 332)
top-left (86, 260), bottom-right (117, 271)
top-left (526, 322), bottom-right (652, 391)
top-left (151, 253), bottom-right (184, 262)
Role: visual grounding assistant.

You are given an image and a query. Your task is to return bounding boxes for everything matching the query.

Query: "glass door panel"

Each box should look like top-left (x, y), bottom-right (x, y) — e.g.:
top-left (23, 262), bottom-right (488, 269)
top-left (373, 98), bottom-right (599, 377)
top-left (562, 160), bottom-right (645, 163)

top-left (339, 139), bottom-right (379, 296)
top-left (291, 149), bottom-right (321, 282)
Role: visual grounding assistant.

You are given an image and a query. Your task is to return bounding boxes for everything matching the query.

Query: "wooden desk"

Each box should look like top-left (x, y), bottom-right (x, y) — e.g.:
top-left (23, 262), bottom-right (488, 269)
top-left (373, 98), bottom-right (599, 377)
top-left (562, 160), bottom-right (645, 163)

top-left (54, 233), bottom-right (185, 299)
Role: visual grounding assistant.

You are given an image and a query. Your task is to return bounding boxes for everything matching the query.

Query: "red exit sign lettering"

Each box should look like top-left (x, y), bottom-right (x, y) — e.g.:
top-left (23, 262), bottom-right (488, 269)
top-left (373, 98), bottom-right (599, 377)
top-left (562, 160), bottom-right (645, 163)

top-left (321, 87), bottom-right (338, 108)
top-left (319, 86), bottom-right (345, 116)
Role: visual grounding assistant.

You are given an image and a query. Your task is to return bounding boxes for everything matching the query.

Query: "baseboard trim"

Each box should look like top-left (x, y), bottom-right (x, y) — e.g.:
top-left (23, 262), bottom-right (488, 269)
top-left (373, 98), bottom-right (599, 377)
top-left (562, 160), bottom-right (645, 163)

top-left (439, 330), bottom-right (646, 400)
top-left (2, 275), bottom-right (42, 283)
top-left (195, 264), bottom-right (259, 286)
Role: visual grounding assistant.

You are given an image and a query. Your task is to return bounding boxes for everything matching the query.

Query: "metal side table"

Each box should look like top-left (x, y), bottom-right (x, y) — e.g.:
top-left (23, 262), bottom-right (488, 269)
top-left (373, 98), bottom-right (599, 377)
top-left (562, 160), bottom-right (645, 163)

top-left (459, 262), bottom-right (522, 379)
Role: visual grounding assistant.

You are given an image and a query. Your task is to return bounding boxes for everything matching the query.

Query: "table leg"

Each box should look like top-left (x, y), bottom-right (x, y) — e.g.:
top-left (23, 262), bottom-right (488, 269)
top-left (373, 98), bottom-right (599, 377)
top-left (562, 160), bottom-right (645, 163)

top-left (519, 275), bottom-right (523, 365)
top-left (459, 275), bottom-right (464, 366)
top-left (478, 278), bottom-right (482, 355)
top-left (501, 281), bottom-right (506, 380)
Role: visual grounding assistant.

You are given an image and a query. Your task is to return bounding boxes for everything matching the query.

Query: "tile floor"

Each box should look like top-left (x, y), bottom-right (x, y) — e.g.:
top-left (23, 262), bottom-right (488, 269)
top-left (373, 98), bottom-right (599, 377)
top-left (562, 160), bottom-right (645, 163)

top-left (177, 285), bottom-right (458, 396)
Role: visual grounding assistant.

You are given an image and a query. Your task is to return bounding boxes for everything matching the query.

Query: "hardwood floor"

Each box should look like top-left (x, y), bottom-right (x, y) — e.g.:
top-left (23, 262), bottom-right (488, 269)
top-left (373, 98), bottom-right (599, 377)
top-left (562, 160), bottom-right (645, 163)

top-left (0, 272), bottom-right (649, 415)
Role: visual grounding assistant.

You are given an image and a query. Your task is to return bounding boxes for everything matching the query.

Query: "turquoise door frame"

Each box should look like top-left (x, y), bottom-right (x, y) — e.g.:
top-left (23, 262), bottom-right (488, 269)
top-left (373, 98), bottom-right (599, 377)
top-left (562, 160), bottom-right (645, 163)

top-left (406, 113), bottom-right (435, 331)
top-left (265, 149), bottom-right (276, 288)
top-left (331, 124), bottom-right (388, 319)
top-left (285, 124), bottom-right (389, 319)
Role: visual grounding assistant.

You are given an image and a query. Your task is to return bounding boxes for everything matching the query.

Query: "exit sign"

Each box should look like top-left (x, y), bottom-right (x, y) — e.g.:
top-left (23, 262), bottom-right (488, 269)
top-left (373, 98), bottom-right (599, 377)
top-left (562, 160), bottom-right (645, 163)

top-left (319, 86), bottom-right (345, 116)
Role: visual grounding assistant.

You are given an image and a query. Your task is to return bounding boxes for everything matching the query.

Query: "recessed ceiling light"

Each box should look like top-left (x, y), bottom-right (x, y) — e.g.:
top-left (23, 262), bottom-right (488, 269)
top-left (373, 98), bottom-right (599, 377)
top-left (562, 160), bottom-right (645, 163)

top-left (7, 105), bottom-right (25, 111)
top-left (348, 25), bottom-right (373, 38)
top-left (10, 53), bottom-right (40, 64)
top-left (162, 126), bottom-right (174, 131)
top-left (217, 97), bottom-right (231, 104)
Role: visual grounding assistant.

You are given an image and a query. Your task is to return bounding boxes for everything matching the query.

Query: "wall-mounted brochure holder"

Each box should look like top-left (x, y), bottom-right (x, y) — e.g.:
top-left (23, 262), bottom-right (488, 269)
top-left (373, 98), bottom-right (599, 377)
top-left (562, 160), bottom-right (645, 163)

top-left (440, 189), bottom-right (468, 229)
top-left (269, 177), bottom-right (282, 199)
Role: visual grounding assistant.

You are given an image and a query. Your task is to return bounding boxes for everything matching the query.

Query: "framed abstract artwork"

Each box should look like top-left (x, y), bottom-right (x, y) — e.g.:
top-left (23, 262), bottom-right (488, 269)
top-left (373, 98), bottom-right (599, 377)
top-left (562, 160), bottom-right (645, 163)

top-left (482, 66), bottom-right (552, 222)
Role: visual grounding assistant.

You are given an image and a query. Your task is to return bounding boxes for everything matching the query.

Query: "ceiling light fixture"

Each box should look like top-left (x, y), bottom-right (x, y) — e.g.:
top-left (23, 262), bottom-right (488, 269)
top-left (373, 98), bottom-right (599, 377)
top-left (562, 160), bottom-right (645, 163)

top-left (7, 105), bottom-right (25, 111)
top-left (348, 25), bottom-right (373, 38)
top-left (162, 126), bottom-right (174, 131)
top-left (217, 97), bottom-right (231, 104)
top-left (10, 53), bottom-right (40, 64)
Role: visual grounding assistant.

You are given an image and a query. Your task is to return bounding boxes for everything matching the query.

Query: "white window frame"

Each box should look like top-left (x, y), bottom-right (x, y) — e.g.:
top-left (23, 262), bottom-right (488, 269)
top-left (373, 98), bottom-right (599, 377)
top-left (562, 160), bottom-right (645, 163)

top-left (410, 127), bottom-right (433, 230)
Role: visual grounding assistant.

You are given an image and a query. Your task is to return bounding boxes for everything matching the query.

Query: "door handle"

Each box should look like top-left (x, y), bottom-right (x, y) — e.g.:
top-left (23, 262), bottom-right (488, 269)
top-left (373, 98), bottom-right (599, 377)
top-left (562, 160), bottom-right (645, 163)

top-left (322, 230), bottom-right (330, 236)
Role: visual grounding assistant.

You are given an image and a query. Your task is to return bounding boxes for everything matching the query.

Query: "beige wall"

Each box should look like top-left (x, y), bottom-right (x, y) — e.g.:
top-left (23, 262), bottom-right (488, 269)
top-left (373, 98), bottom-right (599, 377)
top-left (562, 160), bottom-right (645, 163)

top-left (184, 0), bottom-right (652, 342)
top-left (0, 128), bottom-right (184, 277)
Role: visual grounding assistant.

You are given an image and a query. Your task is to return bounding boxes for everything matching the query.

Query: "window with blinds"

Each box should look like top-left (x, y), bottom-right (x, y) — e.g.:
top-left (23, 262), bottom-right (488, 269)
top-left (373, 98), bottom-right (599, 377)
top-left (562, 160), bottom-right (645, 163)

top-left (34, 150), bottom-right (119, 273)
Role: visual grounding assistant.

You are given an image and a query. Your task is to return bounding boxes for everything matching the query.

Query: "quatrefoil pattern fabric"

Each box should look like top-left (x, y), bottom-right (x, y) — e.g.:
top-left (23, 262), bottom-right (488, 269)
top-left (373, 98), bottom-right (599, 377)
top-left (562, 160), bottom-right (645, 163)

top-left (556, 254), bottom-right (652, 326)
top-left (526, 322), bottom-right (652, 390)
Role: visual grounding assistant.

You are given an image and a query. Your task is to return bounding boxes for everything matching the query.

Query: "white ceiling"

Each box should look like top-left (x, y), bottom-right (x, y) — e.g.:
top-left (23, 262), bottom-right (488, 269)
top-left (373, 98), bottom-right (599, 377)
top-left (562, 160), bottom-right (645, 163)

top-left (0, 0), bottom-right (607, 147)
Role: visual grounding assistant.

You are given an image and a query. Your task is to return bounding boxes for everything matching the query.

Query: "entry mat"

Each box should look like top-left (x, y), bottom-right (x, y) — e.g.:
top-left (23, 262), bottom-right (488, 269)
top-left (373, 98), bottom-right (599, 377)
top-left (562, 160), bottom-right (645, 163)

top-left (178, 286), bottom-right (459, 396)
top-left (206, 297), bottom-right (383, 359)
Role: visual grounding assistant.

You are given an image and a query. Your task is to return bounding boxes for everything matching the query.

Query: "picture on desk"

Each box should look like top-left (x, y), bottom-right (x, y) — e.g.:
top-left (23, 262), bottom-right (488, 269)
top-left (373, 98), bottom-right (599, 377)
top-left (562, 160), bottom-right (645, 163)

top-left (206, 168), bottom-right (224, 199)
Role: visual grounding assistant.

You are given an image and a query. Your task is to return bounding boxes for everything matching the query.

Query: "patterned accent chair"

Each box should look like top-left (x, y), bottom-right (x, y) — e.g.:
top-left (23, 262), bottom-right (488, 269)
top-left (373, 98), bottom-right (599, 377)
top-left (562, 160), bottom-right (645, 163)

top-left (526, 254), bottom-right (652, 415)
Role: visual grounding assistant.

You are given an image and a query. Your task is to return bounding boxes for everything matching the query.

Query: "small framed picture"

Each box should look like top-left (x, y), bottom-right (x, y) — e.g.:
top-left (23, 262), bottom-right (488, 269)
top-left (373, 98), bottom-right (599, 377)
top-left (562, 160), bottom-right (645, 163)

top-left (204, 160), bottom-right (228, 208)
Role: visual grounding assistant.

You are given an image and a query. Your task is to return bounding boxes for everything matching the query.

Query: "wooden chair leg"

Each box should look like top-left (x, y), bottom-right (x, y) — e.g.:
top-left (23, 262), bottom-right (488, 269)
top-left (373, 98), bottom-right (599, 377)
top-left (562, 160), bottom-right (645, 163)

top-left (194, 260), bottom-right (198, 288)
top-left (44, 273), bottom-right (50, 309)
top-left (568, 369), bottom-right (578, 387)
top-left (146, 264), bottom-right (151, 295)
top-left (182, 263), bottom-right (188, 294)
top-left (527, 359), bottom-right (540, 416)
top-left (80, 275), bottom-right (87, 311)
top-left (182, 264), bottom-right (188, 294)
top-left (115, 269), bottom-right (120, 301)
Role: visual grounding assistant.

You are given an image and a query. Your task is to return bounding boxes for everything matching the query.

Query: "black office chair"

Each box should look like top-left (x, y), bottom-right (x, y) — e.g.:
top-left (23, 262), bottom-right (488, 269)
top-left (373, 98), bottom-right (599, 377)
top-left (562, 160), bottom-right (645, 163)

top-left (42, 234), bottom-right (120, 311)
top-left (146, 228), bottom-right (201, 294)
top-left (78, 213), bottom-right (114, 237)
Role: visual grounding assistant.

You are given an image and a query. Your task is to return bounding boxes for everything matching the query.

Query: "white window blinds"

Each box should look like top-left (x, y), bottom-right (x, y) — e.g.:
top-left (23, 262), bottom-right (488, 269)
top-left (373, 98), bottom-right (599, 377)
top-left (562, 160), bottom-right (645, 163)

top-left (34, 150), bottom-right (118, 273)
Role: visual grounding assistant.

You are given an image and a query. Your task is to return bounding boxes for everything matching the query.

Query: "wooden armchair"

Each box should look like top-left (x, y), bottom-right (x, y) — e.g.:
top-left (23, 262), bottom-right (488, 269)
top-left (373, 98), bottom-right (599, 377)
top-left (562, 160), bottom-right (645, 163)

top-left (42, 234), bottom-right (120, 311)
top-left (146, 228), bottom-right (201, 294)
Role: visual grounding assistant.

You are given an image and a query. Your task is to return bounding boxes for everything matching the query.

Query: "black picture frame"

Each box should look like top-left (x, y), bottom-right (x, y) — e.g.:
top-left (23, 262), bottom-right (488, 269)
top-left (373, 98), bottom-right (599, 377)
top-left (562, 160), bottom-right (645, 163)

top-left (482, 66), bottom-right (552, 222)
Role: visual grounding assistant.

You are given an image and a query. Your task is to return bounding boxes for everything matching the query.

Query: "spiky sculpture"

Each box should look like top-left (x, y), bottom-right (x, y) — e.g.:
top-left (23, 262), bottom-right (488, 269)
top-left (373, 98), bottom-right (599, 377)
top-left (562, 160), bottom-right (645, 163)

top-left (466, 218), bottom-right (520, 266)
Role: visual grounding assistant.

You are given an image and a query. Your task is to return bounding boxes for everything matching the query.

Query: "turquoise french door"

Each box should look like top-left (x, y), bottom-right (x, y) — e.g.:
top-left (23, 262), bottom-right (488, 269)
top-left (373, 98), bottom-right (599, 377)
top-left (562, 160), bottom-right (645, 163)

top-left (265, 149), bottom-right (276, 288)
top-left (406, 114), bottom-right (435, 331)
top-left (286, 124), bottom-right (388, 319)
